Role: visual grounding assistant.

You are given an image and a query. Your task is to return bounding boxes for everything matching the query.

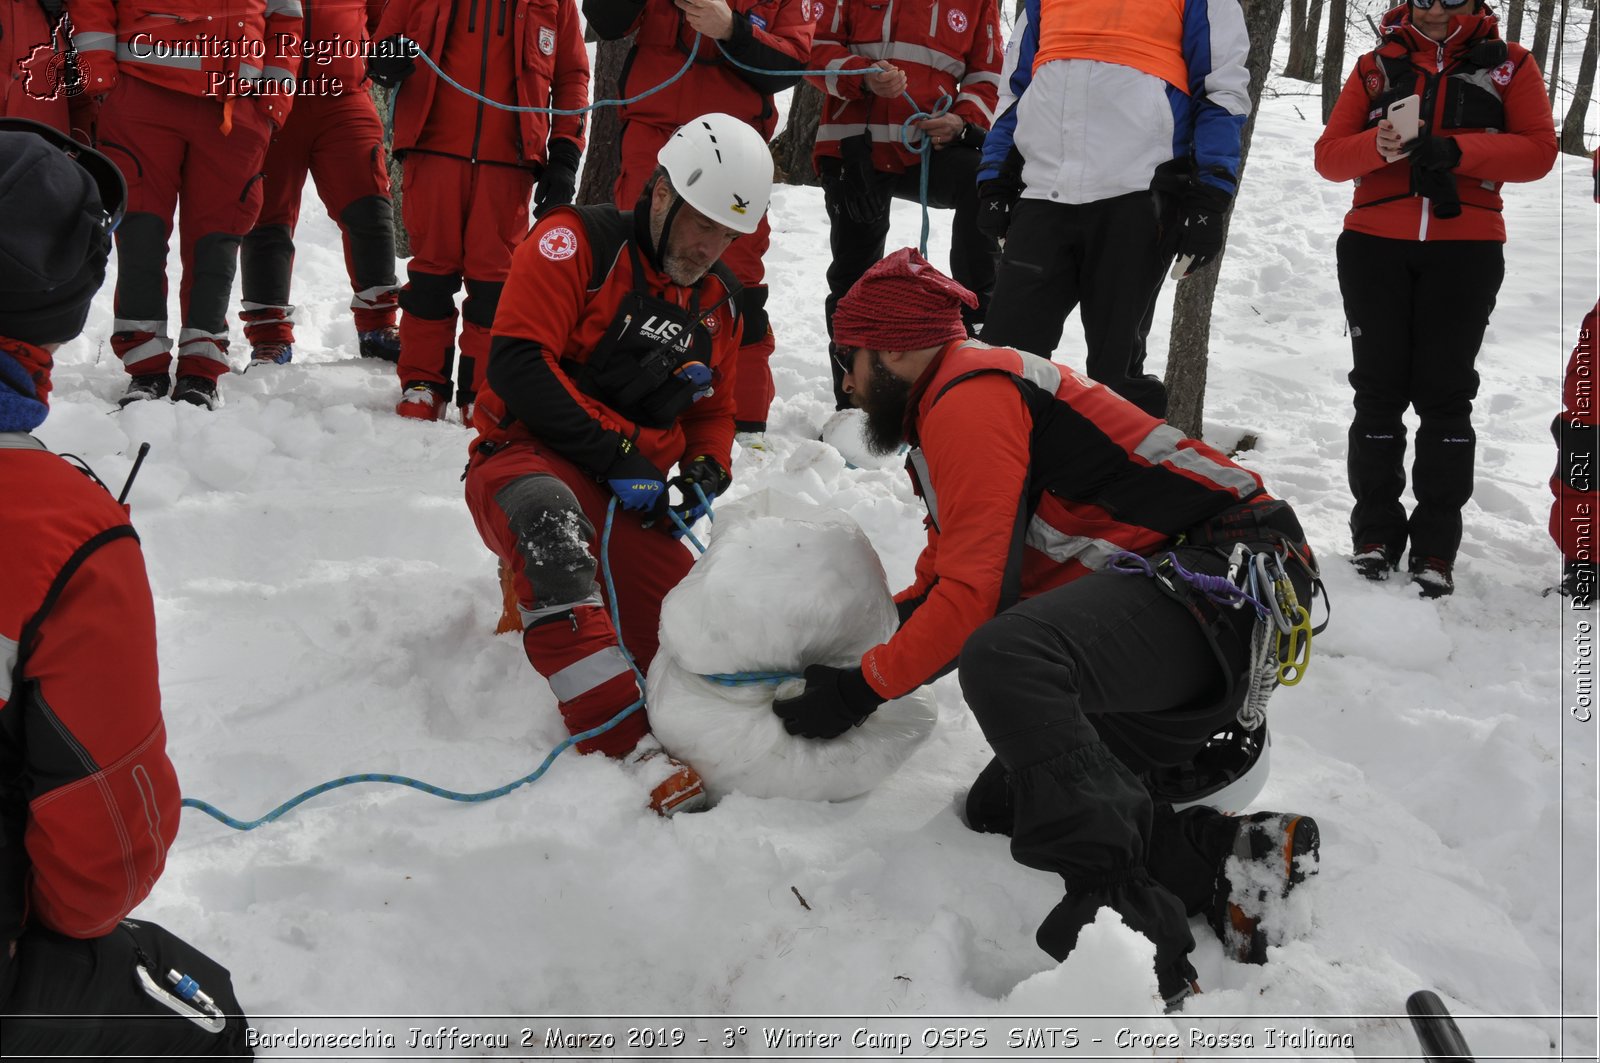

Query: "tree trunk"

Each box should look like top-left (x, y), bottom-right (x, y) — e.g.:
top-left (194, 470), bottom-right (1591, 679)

top-left (1163, 0), bottom-right (1286, 439)
top-left (577, 36), bottom-right (634, 207)
top-left (770, 81), bottom-right (825, 185)
top-left (373, 84), bottom-right (410, 257)
top-left (1562, 0), bottom-right (1600, 155)
top-left (1283, 0), bottom-right (1310, 79)
top-left (1549, 0), bottom-right (1570, 107)
top-left (1509, 0), bottom-right (1528, 44)
top-left (1322, 0), bottom-right (1347, 122)
top-left (1533, 0), bottom-right (1558, 69)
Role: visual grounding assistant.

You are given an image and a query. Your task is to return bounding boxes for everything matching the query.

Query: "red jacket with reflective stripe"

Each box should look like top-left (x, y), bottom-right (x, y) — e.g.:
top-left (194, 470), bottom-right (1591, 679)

top-left (375, 0), bottom-right (589, 166)
top-left (471, 205), bottom-right (742, 478)
top-left (861, 340), bottom-right (1269, 699)
top-left (806, 0), bottom-right (1003, 171)
top-left (71, 0), bottom-right (304, 128)
top-left (1314, 7), bottom-right (1555, 243)
top-left (1, 425), bottom-right (179, 985)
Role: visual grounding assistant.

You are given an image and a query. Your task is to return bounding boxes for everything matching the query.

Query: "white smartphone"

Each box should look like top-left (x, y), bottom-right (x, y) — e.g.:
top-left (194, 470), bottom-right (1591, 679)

top-left (1387, 94), bottom-right (1421, 145)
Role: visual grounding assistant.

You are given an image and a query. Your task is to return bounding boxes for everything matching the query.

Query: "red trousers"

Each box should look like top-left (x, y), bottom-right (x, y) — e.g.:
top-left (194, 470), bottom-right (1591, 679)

top-left (98, 77), bottom-right (273, 381)
top-left (240, 91), bottom-right (397, 346)
top-left (617, 121), bottom-right (776, 427)
top-left (464, 441), bottom-right (695, 756)
top-left (396, 153), bottom-right (534, 407)
top-left (1552, 302), bottom-right (1599, 561)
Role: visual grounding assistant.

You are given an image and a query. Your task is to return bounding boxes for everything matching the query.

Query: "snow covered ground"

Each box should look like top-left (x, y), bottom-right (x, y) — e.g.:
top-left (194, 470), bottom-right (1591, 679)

top-left (32, 14), bottom-right (1599, 1061)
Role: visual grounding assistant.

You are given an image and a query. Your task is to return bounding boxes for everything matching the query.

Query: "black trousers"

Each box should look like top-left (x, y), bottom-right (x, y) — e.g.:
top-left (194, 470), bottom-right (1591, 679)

top-left (1336, 230), bottom-right (1504, 563)
top-left (956, 548), bottom-right (1263, 995)
top-left (2, 919), bottom-right (252, 1058)
top-left (980, 192), bottom-right (1180, 419)
top-left (823, 145), bottom-right (997, 409)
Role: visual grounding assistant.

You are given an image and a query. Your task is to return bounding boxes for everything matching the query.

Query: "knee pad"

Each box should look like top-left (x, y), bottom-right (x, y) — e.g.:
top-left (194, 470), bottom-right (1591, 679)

top-left (494, 475), bottom-right (598, 608)
top-left (399, 270), bottom-right (461, 320)
top-left (339, 195), bottom-right (398, 289)
top-left (188, 231), bottom-right (246, 332)
top-left (462, 278), bottom-right (505, 330)
top-left (241, 223), bottom-right (295, 304)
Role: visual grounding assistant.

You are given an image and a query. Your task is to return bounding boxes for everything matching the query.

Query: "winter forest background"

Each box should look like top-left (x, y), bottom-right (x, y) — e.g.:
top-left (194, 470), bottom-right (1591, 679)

top-left (31, 0), bottom-right (1600, 1058)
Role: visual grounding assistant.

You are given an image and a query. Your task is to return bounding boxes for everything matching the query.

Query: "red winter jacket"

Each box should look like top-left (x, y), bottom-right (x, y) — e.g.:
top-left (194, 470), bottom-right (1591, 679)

top-left (298, 0), bottom-right (385, 89)
top-left (71, 0), bottom-right (304, 129)
top-left (585, 0), bottom-right (815, 140)
top-left (472, 205), bottom-right (742, 480)
top-left (1551, 302), bottom-right (1598, 564)
top-left (863, 340), bottom-right (1271, 700)
top-left (1314, 6), bottom-right (1555, 243)
top-left (375, 0), bottom-right (588, 168)
top-left (0, 1), bottom-right (74, 134)
top-left (806, 0), bottom-right (1003, 171)
top-left (1, 352), bottom-right (180, 993)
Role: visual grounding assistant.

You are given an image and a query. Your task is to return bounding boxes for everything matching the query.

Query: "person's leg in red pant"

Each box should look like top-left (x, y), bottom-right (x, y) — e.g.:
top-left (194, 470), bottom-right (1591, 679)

top-left (456, 164), bottom-right (534, 414)
top-left (616, 121), bottom-right (775, 442)
top-left (394, 153), bottom-right (468, 419)
top-left (463, 442), bottom-right (706, 815)
top-left (240, 95), bottom-right (316, 366)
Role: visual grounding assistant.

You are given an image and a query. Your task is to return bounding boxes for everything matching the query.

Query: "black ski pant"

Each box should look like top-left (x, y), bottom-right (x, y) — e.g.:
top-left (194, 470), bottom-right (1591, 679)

top-left (1336, 231), bottom-right (1504, 564)
top-left (956, 548), bottom-right (1261, 996)
top-left (823, 145), bottom-right (996, 409)
top-left (980, 191), bottom-right (1180, 420)
top-left (2, 919), bottom-right (252, 1058)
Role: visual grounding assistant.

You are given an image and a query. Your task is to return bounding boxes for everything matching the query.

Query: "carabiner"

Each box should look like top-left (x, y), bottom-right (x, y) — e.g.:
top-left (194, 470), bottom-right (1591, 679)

top-left (1275, 602), bottom-right (1313, 685)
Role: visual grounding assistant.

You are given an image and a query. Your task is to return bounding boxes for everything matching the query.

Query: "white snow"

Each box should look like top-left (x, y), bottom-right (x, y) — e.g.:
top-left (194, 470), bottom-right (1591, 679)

top-left (31, 12), bottom-right (1598, 1059)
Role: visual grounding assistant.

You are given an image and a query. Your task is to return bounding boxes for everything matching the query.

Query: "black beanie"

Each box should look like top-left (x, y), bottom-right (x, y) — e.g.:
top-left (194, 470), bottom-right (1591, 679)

top-left (0, 122), bottom-right (122, 345)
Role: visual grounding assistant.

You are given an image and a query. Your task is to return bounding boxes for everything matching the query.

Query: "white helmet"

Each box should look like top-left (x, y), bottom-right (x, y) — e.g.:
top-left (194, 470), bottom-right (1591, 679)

top-left (657, 113), bottom-right (773, 235)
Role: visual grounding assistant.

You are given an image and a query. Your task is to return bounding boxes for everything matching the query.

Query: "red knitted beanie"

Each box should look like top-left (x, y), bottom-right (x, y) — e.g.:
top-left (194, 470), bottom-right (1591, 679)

top-left (833, 248), bottom-right (977, 352)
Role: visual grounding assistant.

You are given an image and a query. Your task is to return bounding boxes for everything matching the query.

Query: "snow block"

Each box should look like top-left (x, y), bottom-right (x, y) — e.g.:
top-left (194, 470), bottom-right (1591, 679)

top-left (649, 490), bottom-right (936, 802)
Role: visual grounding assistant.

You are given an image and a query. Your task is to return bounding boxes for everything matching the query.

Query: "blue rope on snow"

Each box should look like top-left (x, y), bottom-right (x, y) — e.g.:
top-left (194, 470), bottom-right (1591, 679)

top-left (181, 499), bottom-right (648, 831)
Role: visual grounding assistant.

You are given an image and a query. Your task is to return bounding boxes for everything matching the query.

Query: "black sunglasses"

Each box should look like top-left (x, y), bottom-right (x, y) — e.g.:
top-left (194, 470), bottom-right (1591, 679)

top-left (0, 117), bottom-right (127, 235)
top-left (1411, 0), bottom-right (1474, 10)
top-left (831, 345), bottom-right (860, 376)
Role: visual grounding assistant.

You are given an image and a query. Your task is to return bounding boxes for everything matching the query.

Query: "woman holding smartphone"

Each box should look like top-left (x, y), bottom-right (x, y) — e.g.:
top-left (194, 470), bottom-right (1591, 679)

top-left (1314, 0), bottom-right (1555, 597)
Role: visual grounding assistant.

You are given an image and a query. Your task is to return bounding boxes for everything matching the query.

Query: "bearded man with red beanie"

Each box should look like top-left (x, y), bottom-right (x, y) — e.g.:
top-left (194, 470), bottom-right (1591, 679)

top-left (239, 0), bottom-right (402, 369)
top-left (774, 248), bottom-right (1325, 1008)
top-left (0, 119), bottom-right (251, 1057)
top-left (585, 0), bottom-right (815, 447)
top-left (73, 0), bottom-right (302, 411)
top-left (1316, 0), bottom-right (1555, 597)
top-left (370, 0), bottom-right (590, 421)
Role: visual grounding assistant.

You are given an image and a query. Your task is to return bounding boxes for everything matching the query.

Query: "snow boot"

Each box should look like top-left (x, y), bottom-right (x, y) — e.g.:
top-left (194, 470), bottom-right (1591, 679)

top-left (119, 373), bottom-right (170, 407)
top-left (1408, 556), bottom-right (1454, 599)
top-left (1208, 812), bottom-right (1320, 964)
top-left (395, 382), bottom-right (444, 421)
top-left (359, 325), bottom-right (401, 362)
top-left (1350, 543), bottom-right (1396, 582)
top-left (248, 341), bottom-right (292, 369)
top-left (625, 735), bottom-right (708, 817)
top-left (171, 375), bottom-right (220, 410)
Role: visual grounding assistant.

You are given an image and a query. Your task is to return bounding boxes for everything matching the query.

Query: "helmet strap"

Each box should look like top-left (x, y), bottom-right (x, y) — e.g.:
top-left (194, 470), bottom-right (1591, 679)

top-left (639, 173), bottom-right (686, 276)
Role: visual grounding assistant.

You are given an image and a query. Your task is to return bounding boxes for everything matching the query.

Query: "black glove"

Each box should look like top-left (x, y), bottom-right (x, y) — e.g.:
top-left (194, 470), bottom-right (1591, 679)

top-left (604, 439), bottom-right (670, 522)
top-left (368, 35), bottom-right (419, 88)
top-left (664, 455), bottom-right (731, 536)
top-left (1407, 135), bottom-right (1462, 219)
top-left (976, 175), bottom-right (1022, 243)
top-left (956, 122), bottom-right (988, 152)
top-left (1174, 182), bottom-right (1233, 276)
top-left (772, 664), bottom-right (885, 739)
top-left (535, 139), bottom-right (582, 217)
top-left (821, 134), bottom-right (889, 226)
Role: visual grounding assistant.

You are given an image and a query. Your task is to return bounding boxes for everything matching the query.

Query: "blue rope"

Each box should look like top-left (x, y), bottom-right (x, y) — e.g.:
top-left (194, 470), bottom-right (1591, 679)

top-left (701, 670), bottom-right (804, 686)
top-left (181, 499), bottom-right (647, 831)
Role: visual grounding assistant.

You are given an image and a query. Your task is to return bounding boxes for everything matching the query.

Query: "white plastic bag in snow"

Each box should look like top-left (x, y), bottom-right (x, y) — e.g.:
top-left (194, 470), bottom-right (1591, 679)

top-left (648, 490), bottom-right (936, 802)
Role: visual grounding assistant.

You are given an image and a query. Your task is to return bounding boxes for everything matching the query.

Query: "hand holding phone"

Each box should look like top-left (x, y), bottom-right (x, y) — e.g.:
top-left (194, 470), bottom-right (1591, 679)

top-left (1381, 95), bottom-right (1421, 161)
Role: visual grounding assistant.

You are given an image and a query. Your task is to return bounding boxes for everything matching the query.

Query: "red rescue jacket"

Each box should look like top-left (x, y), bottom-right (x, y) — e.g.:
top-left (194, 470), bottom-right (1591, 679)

top-left (862, 340), bottom-right (1271, 700)
top-left (1, 354), bottom-right (180, 993)
top-left (1551, 301), bottom-right (1599, 563)
top-left (0, 1), bottom-right (75, 133)
top-left (1314, 6), bottom-right (1555, 243)
top-left (298, 0), bottom-right (385, 89)
top-left (807, 0), bottom-right (1003, 171)
top-left (472, 204), bottom-right (742, 479)
top-left (71, 0), bottom-right (304, 129)
top-left (585, 0), bottom-right (815, 140)
top-left (374, 0), bottom-right (589, 168)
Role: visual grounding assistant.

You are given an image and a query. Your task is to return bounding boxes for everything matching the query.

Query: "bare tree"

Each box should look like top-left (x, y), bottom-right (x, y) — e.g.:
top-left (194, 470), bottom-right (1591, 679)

top-left (1164, 0), bottom-right (1286, 438)
top-left (771, 82), bottom-right (825, 185)
top-left (1509, 0), bottom-right (1528, 44)
top-left (1561, 0), bottom-right (1599, 156)
top-left (577, 36), bottom-right (634, 207)
top-left (1322, 0), bottom-right (1348, 122)
top-left (1284, 0), bottom-right (1325, 81)
top-left (373, 85), bottom-right (410, 257)
top-left (1549, 0), bottom-right (1571, 107)
top-left (1532, 0), bottom-right (1558, 70)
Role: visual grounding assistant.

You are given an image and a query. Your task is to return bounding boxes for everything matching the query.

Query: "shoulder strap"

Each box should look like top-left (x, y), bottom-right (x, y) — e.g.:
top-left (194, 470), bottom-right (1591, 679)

top-left (566, 205), bottom-right (633, 293)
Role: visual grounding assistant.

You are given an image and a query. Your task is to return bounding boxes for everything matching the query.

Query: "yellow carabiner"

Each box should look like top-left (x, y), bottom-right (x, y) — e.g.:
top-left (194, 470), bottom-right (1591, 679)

top-left (1275, 601), bottom-right (1313, 685)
